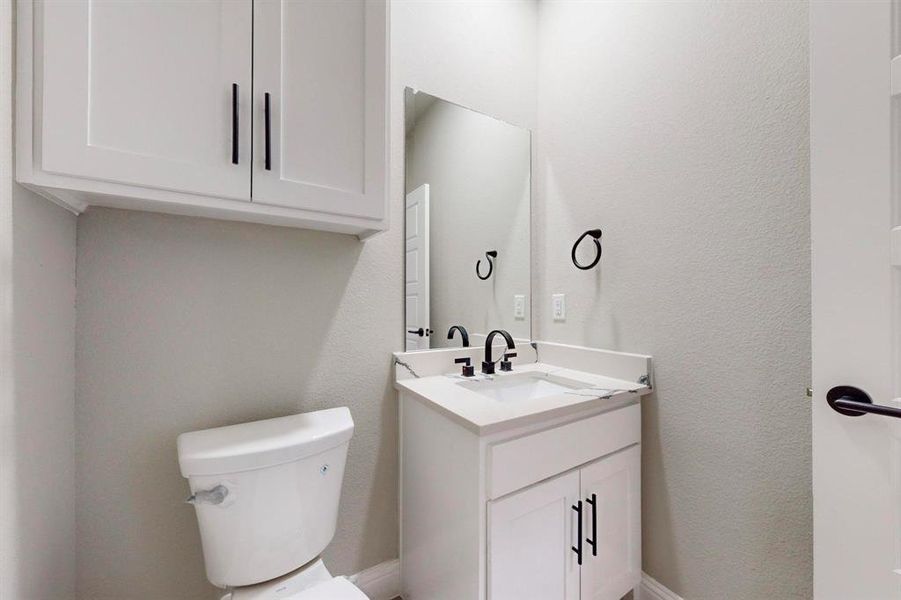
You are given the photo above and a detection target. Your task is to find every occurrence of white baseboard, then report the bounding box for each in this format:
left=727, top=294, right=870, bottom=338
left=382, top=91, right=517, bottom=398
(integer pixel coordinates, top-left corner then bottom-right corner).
left=640, top=572, right=684, bottom=600
left=349, top=559, right=400, bottom=600
left=349, top=562, right=675, bottom=600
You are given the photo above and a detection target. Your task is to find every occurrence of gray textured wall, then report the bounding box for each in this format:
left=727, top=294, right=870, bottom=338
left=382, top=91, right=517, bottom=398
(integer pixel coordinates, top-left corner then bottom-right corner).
left=73, top=2, right=538, bottom=598
left=3, top=190, right=77, bottom=600
left=535, top=2, right=811, bottom=598
left=75, top=210, right=400, bottom=599
left=1, top=1, right=78, bottom=597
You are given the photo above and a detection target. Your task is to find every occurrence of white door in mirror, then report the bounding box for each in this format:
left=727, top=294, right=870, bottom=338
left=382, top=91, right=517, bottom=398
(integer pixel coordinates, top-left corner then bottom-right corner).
left=405, top=184, right=430, bottom=351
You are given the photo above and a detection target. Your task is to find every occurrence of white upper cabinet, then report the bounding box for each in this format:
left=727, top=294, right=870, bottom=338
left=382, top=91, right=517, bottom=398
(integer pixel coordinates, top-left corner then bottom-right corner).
left=17, top=0, right=389, bottom=237
left=37, top=0, right=252, bottom=200
left=252, top=0, right=387, bottom=221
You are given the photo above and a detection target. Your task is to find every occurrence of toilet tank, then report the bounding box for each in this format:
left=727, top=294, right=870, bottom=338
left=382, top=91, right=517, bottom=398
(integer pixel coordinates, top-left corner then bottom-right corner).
left=177, top=407, right=354, bottom=588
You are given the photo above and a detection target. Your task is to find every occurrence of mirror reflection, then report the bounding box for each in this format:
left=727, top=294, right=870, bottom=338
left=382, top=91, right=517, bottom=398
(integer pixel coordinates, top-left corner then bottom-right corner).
left=404, top=90, right=531, bottom=351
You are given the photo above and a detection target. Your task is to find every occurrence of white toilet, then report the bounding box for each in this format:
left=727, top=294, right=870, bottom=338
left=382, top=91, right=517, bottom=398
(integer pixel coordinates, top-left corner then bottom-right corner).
left=177, top=407, right=368, bottom=600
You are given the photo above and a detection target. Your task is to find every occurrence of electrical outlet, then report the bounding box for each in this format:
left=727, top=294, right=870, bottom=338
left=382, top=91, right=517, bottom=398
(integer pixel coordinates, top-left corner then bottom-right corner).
left=552, top=294, right=566, bottom=321
left=514, top=295, right=525, bottom=319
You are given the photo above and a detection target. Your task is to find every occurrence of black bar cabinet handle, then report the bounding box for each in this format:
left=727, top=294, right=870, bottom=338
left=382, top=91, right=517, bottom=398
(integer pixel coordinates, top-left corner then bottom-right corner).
left=585, top=493, right=597, bottom=556
left=827, top=385, right=901, bottom=419
left=231, top=83, right=239, bottom=165
left=571, top=501, right=583, bottom=566
left=264, top=92, right=272, bottom=171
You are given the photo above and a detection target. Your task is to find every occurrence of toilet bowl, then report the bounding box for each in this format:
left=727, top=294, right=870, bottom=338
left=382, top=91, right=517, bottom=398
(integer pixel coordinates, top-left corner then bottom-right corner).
left=224, top=559, right=366, bottom=600
left=177, top=407, right=368, bottom=599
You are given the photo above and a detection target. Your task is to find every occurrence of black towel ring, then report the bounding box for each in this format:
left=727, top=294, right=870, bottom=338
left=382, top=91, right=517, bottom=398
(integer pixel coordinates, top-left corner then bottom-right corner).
left=571, top=229, right=602, bottom=270
left=476, top=250, right=497, bottom=280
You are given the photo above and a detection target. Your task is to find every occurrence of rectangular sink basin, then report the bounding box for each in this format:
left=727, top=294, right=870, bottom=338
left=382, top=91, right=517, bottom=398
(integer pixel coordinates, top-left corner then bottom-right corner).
left=457, top=371, right=598, bottom=402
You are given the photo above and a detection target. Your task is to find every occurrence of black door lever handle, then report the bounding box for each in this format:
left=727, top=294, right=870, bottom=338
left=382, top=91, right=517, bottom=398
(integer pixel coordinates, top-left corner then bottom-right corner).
left=827, top=386, right=901, bottom=419
left=407, top=328, right=424, bottom=337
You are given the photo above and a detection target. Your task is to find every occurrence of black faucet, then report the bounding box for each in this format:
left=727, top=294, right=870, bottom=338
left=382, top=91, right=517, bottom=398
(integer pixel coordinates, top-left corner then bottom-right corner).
left=482, top=329, right=515, bottom=375
left=447, top=325, right=470, bottom=347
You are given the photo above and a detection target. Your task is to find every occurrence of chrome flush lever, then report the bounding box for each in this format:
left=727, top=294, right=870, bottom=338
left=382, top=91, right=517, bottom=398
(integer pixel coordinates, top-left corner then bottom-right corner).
left=185, top=484, right=228, bottom=505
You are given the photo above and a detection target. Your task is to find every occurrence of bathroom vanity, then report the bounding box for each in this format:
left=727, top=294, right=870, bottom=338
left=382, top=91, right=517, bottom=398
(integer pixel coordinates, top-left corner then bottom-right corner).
left=395, top=342, right=652, bottom=600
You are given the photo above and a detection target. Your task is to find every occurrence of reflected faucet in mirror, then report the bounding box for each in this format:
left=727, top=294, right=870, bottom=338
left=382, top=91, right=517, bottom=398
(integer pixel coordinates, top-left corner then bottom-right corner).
left=482, top=329, right=515, bottom=375
left=447, top=325, right=470, bottom=347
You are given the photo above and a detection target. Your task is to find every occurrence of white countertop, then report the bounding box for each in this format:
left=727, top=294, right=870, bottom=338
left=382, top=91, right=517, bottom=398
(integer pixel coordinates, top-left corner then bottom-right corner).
left=394, top=362, right=652, bottom=435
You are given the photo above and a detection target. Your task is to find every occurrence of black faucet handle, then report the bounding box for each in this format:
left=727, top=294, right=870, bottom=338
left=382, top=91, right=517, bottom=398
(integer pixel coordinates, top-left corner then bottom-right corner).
left=500, top=352, right=517, bottom=372
left=455, top=357, right=475, bottom=377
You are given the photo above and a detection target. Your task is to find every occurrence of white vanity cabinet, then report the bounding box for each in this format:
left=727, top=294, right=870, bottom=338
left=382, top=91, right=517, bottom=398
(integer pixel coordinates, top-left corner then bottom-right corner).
left=489, top=470, right=581, bottom=600
left=578, top=447, right=641, bottom=600
left=489, top=446, right=640, bottom=600
left=399, top=393, right=642, bottom=600
left=16, top=0, right=388, bottom=237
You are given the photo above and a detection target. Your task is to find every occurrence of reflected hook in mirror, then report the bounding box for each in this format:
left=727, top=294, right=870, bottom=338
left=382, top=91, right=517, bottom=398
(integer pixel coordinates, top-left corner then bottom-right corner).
left=571, top=229, right=602, bottom=270
left=476, top=250, right=498, bottom=280
left=447, top=325, right=470, bottom=347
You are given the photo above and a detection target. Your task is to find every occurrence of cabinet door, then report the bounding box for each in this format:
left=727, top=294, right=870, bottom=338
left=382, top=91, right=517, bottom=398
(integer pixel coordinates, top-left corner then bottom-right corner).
left=579, top=445, right=641, bottom=600
left=252, top=0, right=388, bottom=221
left=488, top=471, right=580, bottom=600
left=37, top=0, right=252, bottom=199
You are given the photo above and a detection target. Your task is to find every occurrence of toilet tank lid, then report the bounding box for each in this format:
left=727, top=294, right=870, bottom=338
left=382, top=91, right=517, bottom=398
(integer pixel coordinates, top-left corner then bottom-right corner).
left=177, top=407, right=354, bottom=477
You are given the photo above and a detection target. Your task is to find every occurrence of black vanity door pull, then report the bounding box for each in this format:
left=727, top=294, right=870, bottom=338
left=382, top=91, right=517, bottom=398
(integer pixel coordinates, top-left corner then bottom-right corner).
left=585, top=493, right=597, bottom=556
left=231, top=84, right=239, bottom=165
left=572, top=501, right=583, bottom=566
left=264, top=92, right=272, bottom=171
left=827, top=386, right=901, bottom=419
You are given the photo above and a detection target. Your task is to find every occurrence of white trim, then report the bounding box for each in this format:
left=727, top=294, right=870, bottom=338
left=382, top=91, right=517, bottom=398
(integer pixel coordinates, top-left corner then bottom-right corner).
left=891, top=226, right=900, bottom=267
left=347, top=562, right=676, bottom=600
left=639, top=572, right=684, bottom=600
left=19, top=182, right=85, bottom=214
left=891, top=55, right=901, bottom=96
left=1, top=0, right=17, bottom=593
left=349, top=559, right=400, bottom=600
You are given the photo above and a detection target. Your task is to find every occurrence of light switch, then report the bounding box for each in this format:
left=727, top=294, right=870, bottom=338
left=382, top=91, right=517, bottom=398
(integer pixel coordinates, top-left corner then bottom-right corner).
left=514, top=295, right=525, bottom=319
left=552, top=294, right=566, bottom=321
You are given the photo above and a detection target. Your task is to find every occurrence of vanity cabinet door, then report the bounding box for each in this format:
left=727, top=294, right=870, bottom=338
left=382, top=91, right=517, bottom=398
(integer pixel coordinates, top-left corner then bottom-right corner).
left=488, top=471, right=581, bottom=600
left=579, top=445, right=641, bottom=600
left=36, top=0, right=252, bottom=200
left=252, top=0, right=388, bottom=222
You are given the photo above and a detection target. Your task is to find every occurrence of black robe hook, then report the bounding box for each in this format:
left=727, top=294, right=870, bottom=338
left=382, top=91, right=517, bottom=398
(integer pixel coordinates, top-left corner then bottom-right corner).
left=476, top=250, right=497, bottom=280
left=571, top=229, right=602, bottom=270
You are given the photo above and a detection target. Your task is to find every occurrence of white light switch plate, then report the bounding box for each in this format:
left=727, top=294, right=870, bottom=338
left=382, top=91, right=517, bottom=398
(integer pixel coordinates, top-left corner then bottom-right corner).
left=552, top=294, right=566, bottom=321
left=514, top=295, right=525, bottom=319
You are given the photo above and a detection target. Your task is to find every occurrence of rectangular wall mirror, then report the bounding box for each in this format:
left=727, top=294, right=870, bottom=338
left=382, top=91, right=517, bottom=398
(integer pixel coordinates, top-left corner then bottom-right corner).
left=404, top=89, right=531, bottom=351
